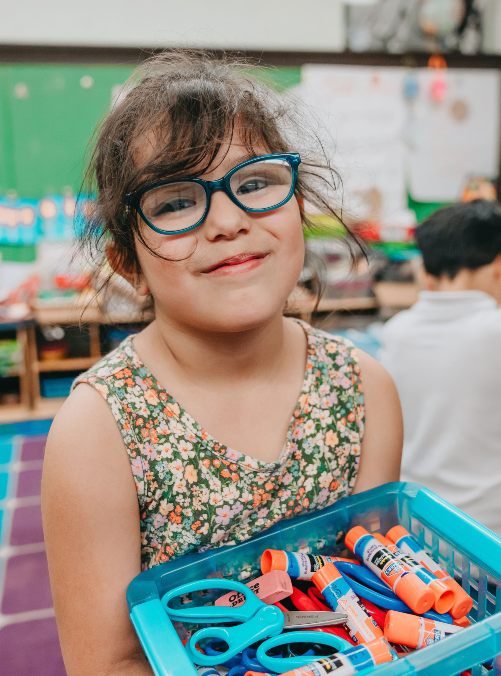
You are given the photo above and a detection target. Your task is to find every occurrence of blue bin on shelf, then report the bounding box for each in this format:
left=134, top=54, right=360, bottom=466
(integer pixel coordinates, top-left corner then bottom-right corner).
left=40, top=375, right=75, bottom=398
left=126, top=482, right=501, bottom=676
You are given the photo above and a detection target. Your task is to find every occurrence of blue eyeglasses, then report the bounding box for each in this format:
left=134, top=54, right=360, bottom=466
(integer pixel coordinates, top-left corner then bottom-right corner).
left=125, top=152, right=301, bottom=236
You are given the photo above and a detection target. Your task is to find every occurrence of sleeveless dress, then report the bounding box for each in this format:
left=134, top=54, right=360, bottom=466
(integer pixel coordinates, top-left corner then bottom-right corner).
left=73, top=320, right=364, bottom=570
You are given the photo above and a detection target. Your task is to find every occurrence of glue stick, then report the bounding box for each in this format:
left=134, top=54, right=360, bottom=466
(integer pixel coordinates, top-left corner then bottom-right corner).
left=386, top=525, right=474, bottom=619
left=345, top=526, right=435, bottom=615
left=373, top=533, right=454, bottom=615
left=261, top=549, right=342, bottom=581
left=245, top=638, right=394, bottom=676
left=384, top=610, right=463, bottom=649
left=311, top=563, right=383, bottom=644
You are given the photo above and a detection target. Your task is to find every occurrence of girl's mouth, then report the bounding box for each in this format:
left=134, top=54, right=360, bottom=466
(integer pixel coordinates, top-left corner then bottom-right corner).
left=203, top=252, right=268, bottom=275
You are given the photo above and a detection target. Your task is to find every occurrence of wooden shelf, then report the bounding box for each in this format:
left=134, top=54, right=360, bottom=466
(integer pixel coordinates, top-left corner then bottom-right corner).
left=36, top=356, right=98, bottom=373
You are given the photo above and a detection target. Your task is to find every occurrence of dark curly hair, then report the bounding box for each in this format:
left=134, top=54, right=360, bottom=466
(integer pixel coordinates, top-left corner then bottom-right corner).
left=79, top=50, right=365, bottom=304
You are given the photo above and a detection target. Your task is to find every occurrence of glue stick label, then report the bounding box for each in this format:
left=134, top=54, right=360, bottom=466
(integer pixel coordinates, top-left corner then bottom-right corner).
left=386, top=543, right=444, bottom=587
left=289, top=653, right=357, bottom=676
left=417, top=618, right=463, bottom=648
left=320, top=572, right=382, bottom=643
left=394, top=536, right=448, bottom=578
left=282, top=642, right=388, bottom=676
left=366, top=543, right=408, bottom=591
left=285, top=552, right=337, bottom=580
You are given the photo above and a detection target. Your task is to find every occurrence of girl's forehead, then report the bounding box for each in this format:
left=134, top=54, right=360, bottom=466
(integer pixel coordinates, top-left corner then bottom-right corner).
left=133, top=126, right=268, bottom=177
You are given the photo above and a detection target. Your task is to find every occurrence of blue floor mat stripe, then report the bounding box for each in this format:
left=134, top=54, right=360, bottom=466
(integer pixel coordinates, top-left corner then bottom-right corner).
left=0, top=419, right=53, bottom=438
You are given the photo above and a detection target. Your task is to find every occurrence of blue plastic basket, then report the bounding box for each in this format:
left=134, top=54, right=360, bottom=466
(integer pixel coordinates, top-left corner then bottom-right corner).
left=127, top=482, right=501, bottom=675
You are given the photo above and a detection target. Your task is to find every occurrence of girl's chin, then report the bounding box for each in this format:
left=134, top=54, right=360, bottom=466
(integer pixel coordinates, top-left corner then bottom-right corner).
left=198, top=306, right=285, bottom=334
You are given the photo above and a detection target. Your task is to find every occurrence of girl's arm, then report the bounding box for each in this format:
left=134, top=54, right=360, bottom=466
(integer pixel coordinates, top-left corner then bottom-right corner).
left=352, top=349, right=403, bottom=494
left=42, top=385, right=153, bottom=675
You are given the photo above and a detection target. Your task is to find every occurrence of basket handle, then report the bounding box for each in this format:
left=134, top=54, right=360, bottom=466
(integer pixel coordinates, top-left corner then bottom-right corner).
left=130, top=599, right=197, bottom=676
left=411, top=488, right=501, bottom=579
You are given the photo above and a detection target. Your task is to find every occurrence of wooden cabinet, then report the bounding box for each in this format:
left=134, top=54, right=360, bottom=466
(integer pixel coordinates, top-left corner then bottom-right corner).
left=0, top=282, right=418, bottom=422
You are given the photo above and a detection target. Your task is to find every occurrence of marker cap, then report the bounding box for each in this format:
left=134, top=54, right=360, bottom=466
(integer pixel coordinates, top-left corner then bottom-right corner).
left=454, top=615, right=471, bottom=628
left=384, top=610, right=420, bottom=648
left=311, top=562, right=342, bottom=592
left=386, top=525, right=409, bottom=544
left=397, top=573, right=435, bottom=614
left=260, top=549, right=288, bottom=575
left=345, top=525, right=369, bottom=552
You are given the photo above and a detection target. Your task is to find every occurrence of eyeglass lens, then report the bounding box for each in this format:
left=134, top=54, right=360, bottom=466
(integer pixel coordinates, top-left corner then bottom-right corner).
left=139, top=158, right=294, bottom=233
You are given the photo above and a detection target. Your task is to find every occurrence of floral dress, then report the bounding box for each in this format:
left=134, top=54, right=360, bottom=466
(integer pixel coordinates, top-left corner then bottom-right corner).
left=73, top=320, right=364, bottom=570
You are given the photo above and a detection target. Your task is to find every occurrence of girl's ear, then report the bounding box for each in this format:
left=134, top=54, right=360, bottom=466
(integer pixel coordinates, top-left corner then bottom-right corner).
left=106, top=244, right=150, bottom=296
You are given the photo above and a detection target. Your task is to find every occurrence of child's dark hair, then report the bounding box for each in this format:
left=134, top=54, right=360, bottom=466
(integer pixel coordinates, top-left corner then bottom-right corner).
left=416, top=199, right=501, bottom=279
left=79, top=50, right=365, bottom=300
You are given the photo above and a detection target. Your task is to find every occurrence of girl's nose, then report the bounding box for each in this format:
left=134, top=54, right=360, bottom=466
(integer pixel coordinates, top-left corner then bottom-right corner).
left=203, top=190, right=250, bottom=240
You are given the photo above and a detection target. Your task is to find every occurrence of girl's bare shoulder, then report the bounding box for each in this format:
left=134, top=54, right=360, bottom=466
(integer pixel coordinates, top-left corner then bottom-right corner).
left=43, top=383, right=131, bottom=490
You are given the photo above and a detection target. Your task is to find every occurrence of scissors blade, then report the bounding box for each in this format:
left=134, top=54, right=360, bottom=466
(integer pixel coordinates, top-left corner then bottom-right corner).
left=282, top=611, right=348, bottom=629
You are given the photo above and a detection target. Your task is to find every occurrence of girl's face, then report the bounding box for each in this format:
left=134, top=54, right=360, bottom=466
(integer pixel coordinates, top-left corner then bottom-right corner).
left=133, top=134, right=305, bottom=334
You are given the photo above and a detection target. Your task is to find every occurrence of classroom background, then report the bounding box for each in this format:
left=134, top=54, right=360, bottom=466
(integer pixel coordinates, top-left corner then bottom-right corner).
left=0, top=1, right=500, bottom=674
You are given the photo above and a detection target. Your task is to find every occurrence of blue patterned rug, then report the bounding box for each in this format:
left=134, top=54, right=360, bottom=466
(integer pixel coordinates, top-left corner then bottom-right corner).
left=0, top=419, right=65, bottom=675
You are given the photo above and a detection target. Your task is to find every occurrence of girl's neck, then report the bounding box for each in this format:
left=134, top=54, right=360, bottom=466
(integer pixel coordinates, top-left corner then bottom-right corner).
left=139, top=313, right=298, bottom=387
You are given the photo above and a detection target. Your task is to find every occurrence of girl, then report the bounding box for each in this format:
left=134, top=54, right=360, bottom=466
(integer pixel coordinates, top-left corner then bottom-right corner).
left=42, top=51, right=402, bottom=675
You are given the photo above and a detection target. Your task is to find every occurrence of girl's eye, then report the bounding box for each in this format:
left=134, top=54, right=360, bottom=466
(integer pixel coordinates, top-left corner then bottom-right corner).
left=236, top=177, right=268, bottom=195
left=153, top=198, right=196, bottom=216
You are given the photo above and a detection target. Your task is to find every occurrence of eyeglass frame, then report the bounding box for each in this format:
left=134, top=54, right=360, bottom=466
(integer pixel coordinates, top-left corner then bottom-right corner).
left=124, top=152, right=302, bottom=236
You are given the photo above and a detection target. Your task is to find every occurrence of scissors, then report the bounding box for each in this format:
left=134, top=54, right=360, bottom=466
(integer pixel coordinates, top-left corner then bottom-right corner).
left=161, top=578, right=349, bottom=667
left=282, top=585, right=355, bottom=644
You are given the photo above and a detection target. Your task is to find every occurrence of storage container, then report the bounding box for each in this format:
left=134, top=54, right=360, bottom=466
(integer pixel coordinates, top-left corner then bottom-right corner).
left=127, top=482, right=501, bottom=676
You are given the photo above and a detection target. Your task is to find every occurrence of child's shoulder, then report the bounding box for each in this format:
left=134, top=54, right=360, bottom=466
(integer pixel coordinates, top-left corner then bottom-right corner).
left=297, top=319, right=359, bottom=363
left=73, top=335, right=137, bottom=386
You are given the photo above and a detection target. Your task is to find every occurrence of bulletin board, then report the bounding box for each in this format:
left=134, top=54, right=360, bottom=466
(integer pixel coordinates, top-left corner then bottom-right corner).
left=0, top=61, right=499, bottom=248
left=293, top=64, right=500, bottom=225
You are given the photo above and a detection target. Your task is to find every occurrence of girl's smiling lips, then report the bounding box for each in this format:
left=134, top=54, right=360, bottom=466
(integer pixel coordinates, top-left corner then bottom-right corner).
left=202, top=252, right=269, bottom=275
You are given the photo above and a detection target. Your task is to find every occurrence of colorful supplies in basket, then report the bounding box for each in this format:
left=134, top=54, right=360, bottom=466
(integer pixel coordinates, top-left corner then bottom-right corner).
left=127, top=482, right=501, bottom=676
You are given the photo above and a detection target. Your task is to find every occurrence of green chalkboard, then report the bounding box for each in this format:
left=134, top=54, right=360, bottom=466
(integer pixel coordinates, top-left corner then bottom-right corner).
left=2, top=64, right=133, bottom=198
left=0, top=63, right=302, bottom=199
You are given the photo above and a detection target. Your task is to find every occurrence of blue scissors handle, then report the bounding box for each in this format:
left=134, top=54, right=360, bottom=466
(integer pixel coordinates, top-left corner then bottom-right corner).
left=186, top=604, right=284, bottom=667
left=256, top=630, right=351, bottom=672
left=161, top=578, right=266, bottom=623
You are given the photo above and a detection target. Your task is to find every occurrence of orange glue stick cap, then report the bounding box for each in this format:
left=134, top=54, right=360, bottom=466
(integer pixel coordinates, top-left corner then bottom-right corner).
left=386, top=525, right=409, bottom=543
left=397, top=573, right=434, bottom=614
left=374, top=534, right=453, bottom=614
left=311, top=562, right=341, bottom=591
left=446, top=580, right=474, bottom=619
left=366, top=637, right=396, bottom=664
left=429, top=581, right=454, bottom=614
left=261, top=549, right=288, bottom=575
left=384, top=611, right=420, bottom=648
left=345, top=525, right=368, bottom=552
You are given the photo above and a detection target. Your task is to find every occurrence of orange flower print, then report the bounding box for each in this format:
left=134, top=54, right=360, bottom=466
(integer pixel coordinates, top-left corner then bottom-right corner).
left=145, top=389, right=159, bottom=405
left=185, top=464, right=198, bottom=484
left=325, top=430, right=339, bottom=447
left=75, top=321, right=364, bottom=570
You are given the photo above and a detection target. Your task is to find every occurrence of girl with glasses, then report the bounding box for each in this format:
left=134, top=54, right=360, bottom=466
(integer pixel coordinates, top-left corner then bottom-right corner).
left=42, top=51, right=402, bottom=675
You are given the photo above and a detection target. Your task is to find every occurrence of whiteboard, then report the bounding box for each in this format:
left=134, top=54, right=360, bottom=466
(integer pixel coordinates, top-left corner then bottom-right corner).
left=407, top=69, right=500, bottom=201
left=294, top=65, right=408, bottom=224
left=294, top=65, right=500, bottom=211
